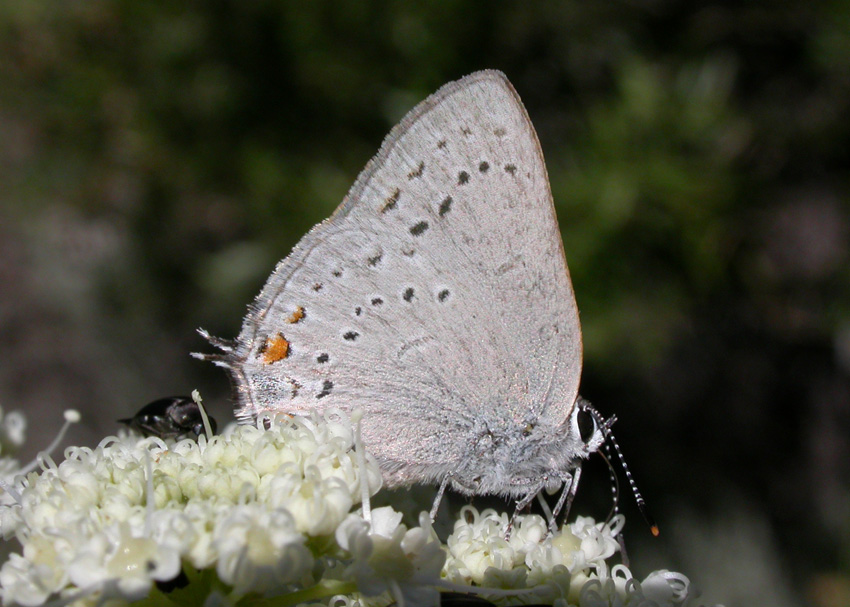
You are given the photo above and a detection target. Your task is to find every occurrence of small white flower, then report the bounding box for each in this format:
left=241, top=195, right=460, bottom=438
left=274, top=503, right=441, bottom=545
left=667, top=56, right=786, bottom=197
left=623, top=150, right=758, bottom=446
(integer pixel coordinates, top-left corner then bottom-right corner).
left=337, top=506, right=445, bottom=606
left=565, top=515, right=623, bottom=572
left=576, top=566, right=699, bottom=607
left=67, top=521, right=181, bottom=600
left=0, top=552, right=60, bottom=607
left=213, top=504, right=313, bottom=596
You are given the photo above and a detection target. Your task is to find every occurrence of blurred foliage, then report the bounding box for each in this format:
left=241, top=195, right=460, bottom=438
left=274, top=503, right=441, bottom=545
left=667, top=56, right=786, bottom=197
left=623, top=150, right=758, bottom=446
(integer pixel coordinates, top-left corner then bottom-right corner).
left=1, top=2, right=849, bottom=607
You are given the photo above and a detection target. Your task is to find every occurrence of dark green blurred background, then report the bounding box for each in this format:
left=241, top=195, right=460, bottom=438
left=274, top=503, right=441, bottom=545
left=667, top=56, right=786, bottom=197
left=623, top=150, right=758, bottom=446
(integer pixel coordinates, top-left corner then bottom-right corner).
left=1, top=2, right=848, bottom=606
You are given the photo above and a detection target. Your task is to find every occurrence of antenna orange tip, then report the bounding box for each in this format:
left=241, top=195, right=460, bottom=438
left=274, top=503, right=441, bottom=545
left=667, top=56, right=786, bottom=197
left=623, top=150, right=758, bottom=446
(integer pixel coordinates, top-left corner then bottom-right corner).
left=650, top=524, right=660, bottom=537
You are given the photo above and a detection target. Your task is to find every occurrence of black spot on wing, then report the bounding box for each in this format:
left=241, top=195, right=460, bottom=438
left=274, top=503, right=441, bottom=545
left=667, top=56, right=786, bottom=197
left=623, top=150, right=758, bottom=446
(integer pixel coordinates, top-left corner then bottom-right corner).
left=381, top=188, right=400, bottom=213
left=316, top=380, right=333, bottom=399
left=409, top=221, right=429, bottom=236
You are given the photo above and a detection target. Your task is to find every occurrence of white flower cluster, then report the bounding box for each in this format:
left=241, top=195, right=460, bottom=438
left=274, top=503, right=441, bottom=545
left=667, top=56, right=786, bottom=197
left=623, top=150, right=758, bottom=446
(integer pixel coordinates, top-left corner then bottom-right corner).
left=0, top=409, right=434, bottom=607
left=443, top=508, right=702, bottom=606
left=0, top=405, right=715, bottom=607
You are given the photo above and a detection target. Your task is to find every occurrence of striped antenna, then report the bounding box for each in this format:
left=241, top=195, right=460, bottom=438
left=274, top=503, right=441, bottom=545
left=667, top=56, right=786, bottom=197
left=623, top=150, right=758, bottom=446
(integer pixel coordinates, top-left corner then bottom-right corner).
left=598, top=444, right=621, bottom=524
left=583, top=402, right=660, bottom=537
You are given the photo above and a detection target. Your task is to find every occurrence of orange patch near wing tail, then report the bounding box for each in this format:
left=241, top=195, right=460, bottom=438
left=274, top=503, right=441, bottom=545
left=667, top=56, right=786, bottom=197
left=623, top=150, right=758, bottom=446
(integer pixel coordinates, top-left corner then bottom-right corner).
left=261, top=333, right=290, bottom=364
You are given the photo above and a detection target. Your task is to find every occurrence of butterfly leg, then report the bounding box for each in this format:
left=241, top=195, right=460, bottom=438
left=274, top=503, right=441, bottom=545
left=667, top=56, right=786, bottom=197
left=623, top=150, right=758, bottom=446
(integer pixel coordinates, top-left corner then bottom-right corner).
left=505, top=488, right=540, bottom=539
left=550, top=465, right=582, bottom=534
left=429, top=475, right=452, bottom=521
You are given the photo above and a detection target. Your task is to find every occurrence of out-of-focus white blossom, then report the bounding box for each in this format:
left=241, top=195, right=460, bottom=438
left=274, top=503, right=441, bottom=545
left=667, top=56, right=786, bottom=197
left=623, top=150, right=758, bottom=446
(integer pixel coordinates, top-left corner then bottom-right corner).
left=0, top=406, right=26, bottom=458
left=0, top=404, right=27, bottom=507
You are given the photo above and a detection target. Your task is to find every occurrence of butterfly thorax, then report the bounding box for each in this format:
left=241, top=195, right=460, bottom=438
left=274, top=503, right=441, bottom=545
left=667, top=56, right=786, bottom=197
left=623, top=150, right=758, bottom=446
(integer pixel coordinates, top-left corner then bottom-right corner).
left=448, top=412, right=590, bottom=498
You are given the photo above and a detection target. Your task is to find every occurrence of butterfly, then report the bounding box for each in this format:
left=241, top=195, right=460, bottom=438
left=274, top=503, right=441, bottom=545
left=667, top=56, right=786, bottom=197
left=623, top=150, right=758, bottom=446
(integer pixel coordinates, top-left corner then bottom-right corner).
left=198, top=70, right=634, bottom=527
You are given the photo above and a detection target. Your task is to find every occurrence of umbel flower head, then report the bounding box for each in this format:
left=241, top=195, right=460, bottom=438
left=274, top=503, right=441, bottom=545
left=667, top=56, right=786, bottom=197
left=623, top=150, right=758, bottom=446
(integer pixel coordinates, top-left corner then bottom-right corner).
left=0, top=399, right=717, bottom=607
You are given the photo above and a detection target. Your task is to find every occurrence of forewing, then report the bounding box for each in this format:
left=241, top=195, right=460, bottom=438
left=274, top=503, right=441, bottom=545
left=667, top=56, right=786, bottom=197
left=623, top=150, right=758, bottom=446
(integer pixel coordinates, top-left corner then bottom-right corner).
left=221, top=71, right=582, bottom=485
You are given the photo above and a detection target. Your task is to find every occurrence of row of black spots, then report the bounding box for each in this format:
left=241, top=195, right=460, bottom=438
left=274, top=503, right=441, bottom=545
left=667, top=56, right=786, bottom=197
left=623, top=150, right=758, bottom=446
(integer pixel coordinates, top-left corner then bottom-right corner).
left=316, top=352, right=329, bottom=364
left=458, top=162, right=490, bottom=186
left=396, top=154, right=481, bottom=236
left=355, top=285, right=449, bottom=314
left=401, top=286, right=451, bottom=304
left=334, top=289, right=446, bottom=330
left=341, top=286, right=450, bottom=324
left=447, top=126, right=503, bottom=149
left=336, top=297, right=380, bottom=316
left=456, top=160, right=515, bottom=182
left=316, top=380, right=333, bottom=399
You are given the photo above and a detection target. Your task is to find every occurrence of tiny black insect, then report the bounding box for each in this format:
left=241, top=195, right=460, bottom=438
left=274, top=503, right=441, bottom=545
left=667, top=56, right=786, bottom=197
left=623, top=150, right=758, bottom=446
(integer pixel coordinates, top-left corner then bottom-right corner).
left=119, top=396, right=217, bottom=440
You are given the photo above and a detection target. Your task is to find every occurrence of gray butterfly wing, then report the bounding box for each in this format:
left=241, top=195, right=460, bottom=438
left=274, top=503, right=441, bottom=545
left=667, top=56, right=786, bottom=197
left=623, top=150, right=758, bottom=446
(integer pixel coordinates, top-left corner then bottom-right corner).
left=215, top=70, right=581, bottom=488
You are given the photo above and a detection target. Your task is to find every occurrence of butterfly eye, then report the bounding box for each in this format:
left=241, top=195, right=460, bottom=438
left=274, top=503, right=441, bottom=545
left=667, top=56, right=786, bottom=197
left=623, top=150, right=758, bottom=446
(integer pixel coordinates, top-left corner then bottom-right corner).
left=577, top=408, right=596, bottom=443
left=522, top=423, right=534, bottom=437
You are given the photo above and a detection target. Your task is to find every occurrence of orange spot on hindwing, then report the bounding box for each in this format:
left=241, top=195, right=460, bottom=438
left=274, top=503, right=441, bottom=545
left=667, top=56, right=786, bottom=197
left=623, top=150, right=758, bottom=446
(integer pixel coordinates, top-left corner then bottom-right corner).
left=286, top=306, right=305, bottom=324
left=260, top=332, right=290, bottom=364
